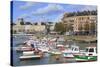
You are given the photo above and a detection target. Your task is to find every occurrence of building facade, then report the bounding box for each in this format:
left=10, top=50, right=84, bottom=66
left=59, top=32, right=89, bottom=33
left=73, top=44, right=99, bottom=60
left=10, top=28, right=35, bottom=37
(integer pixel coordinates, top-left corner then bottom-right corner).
left=12, top=18, right=55, bottom=34
left=62, top=11, right=97, bottom=35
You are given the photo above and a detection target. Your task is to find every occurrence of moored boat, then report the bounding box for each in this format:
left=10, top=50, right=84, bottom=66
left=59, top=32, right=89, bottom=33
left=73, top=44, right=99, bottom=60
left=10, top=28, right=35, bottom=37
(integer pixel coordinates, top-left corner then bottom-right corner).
left=19, top=55, right=42, bottom=60
left=48, top=49, right=62, bottom=55
left=62, top=45, right=80, bottom=58
left=16, top=46, right=34, bottom=52
left=19, top=51, right=43, bottom=60
left=74, top=46, right=97, bottom=62
left=63, top=53, right=74, bottom=58
left=38, top=47, right=50, bottom=53
left=19, top=55, right=41, bottom=60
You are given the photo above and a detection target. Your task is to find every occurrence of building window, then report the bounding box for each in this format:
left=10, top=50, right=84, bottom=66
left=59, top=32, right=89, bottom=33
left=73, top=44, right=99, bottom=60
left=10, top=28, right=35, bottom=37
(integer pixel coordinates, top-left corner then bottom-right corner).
left=69, top=20, right=74, bottom=22
left=87, top=17, right=90, bottom=20
left=82, top=17, right=84, bottom=20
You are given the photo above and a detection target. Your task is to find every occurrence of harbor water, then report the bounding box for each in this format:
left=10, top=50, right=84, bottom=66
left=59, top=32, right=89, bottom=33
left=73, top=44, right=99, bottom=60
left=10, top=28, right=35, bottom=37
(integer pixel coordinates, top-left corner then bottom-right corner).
left=11, top=35, right=97, bottom=66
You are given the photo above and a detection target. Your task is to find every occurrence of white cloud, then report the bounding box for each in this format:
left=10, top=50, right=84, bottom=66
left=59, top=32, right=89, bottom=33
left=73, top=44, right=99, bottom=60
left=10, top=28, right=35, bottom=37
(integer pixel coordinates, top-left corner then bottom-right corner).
left=20, top=2, right=37, bottom=10
left=81, top=5, right=97, bottom=11
left=18, top=13, right=30, bottom=19
left=32, top=4, right=64, bottom=15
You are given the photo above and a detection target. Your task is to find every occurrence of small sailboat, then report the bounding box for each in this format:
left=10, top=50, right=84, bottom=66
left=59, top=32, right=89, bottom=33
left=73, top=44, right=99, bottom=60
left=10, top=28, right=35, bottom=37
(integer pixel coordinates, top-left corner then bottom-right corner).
left=74, top=46, right=97, bottom=62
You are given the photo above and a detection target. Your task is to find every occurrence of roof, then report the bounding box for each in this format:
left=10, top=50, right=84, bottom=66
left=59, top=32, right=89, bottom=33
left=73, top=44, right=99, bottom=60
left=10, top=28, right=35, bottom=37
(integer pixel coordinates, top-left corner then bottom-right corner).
left=63, top=10, right=97, bottom=18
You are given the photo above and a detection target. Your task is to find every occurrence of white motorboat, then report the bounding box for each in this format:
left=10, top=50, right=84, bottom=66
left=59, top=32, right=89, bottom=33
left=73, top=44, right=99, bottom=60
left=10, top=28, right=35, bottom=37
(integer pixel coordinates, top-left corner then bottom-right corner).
left=19, top=51, right=43, bottom=60
left=62, top=45, right=80, bottom=58
left=16, top=46, right=33, bottom=52
left=19, top=55, right=42, bottom=60
left=74, top=46, right=97, bottom=62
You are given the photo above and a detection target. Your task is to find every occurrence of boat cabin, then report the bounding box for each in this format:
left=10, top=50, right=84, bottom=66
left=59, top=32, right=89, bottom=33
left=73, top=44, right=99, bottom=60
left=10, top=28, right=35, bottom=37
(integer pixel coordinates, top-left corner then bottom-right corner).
left=85, top=46, right=97, bottom=56
left=71, top=45, right=80, bottom=53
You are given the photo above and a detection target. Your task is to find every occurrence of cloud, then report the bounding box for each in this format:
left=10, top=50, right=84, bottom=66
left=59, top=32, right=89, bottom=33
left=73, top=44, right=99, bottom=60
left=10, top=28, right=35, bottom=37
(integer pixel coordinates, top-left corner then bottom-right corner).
left=32, top=4, right=64, bottom=15
left=20, top=2, right=37, bottom=10
left=18, top=13, right=30, bottom=19
left=81, top=5, right=97, bottom=11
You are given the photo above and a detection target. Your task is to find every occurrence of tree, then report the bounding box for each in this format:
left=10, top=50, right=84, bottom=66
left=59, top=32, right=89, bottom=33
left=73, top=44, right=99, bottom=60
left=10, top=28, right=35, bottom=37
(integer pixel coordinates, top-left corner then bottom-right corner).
left=54, top=22, right=67, bottom=34
left=41, top=22, right=46, bottom=25
left=11, top=23, right=16, bottom=25
left=20, top=18, right=24, bottom=25
left=65, top=23, right=73, bottom=32
left=25, top=22, right=32, bottom=25
left=62, top=10, right=97, bottom=18
left=45, top=23, right=51, bottom=35
left=48, top=22, right=53, bottom=25
left=34, top=23, right=38, bottom=25
left=13, top=30, right=17, bottom=34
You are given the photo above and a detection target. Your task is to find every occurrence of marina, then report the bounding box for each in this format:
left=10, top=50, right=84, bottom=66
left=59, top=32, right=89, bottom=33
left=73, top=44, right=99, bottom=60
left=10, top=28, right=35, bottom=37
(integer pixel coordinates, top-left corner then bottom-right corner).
left=11, top=35, right=97, bottom=66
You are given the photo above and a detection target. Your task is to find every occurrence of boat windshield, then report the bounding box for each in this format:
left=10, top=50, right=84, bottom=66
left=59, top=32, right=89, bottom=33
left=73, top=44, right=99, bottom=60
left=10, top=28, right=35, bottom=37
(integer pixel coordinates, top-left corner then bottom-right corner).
left=71, top=47, right=79, bottom=51
left=89, top=48, right=94, bottom=52
left=75, top=48, right=79, bottom=51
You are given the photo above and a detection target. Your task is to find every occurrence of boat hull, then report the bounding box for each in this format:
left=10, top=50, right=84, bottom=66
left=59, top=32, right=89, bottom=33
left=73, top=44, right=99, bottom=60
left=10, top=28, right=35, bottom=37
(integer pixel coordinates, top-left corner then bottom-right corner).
left=16, top=47, right=34, bottom=52
left=63, top=53, right=74, bottom=58
left=49, top=52, right=62, bottom=56
left=19, top=55, right=42, bottom=60
left=74, top=55, right=97, bottom=62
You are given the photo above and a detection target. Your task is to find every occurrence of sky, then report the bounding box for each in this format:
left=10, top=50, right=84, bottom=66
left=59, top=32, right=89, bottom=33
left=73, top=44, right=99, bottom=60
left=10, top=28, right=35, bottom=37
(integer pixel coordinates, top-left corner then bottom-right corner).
left=11, top=1, right=97, bottom=23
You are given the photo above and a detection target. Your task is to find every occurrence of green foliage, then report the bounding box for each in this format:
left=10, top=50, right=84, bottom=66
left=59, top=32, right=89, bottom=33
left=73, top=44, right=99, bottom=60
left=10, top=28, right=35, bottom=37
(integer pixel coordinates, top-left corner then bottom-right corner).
left=66, top=24, right=73, bottom=32
left=54, top=22, right=67, bottom=34
left=13, top=30, right=17, bottom=34
left=20, top=18, right=24, bottom=25
left=20, top=21, right=24, bottom=25
left=25, top=22, right=32, bottom=25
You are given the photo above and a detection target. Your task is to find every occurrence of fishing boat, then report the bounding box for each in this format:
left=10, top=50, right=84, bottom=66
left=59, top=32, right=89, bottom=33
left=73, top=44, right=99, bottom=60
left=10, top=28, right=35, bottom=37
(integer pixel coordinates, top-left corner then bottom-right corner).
left=62, top=45, right=80, bottom=58
left=74, top=46, right=97, bottom=62
left=19, top=51, right=43, bottom=60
